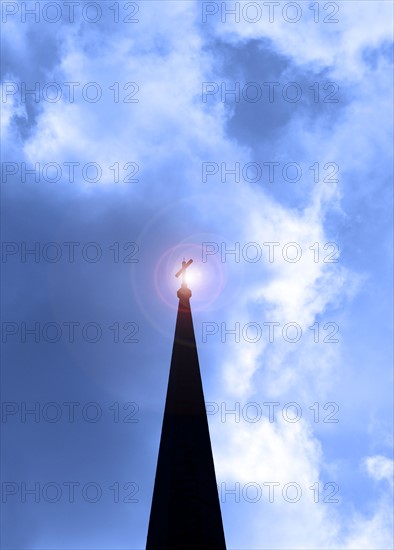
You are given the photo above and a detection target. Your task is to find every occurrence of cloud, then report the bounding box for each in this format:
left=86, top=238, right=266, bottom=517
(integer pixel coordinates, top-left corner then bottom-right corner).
left=205, top=0, right=393, bottom=77
left=2, top=1, right=392, bottom=549
left=363, top=455, right=394, bottom=486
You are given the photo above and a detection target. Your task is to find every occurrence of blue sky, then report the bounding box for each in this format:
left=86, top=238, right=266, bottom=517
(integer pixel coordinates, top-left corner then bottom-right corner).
left=1, top=1, right=393, bottom=549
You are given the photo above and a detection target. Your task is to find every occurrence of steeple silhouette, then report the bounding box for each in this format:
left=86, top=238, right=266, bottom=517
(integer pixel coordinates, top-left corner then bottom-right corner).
left=146, top=260, right=226, bottom=549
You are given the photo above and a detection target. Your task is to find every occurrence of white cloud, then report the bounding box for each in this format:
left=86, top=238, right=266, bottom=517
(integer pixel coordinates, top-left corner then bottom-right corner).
left=208, top=0, right=393, bottom=78
left=342, top=495, right=394, bottom=550
left=17, top=1, right=231, bottom=185
left=363, top=455, right=394, bottom=486
left=200, top=3, right=393, bottom=549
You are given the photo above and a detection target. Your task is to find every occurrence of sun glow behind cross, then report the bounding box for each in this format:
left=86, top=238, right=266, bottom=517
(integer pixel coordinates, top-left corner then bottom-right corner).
left=182, top=263, right=202, bottom=288
left=153, top=243, right=228, bottom=312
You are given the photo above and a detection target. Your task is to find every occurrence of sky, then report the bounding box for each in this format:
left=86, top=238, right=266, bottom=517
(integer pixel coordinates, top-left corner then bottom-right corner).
left=1, top=1, right=393, bottom=549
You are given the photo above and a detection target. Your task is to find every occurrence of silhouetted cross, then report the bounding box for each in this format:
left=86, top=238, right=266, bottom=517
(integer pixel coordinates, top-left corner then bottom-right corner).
left=175, top=258, right=193, bottom=286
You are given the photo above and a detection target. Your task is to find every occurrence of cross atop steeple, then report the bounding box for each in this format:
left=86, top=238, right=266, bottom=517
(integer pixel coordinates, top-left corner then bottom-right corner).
left=175, top=258, right=193, bottom=288
left=175, top=258, right=193, bottom=302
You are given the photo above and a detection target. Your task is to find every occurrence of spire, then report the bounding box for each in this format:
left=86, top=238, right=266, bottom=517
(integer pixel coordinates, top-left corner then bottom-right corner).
left=146, top=260, right=226, bottom=550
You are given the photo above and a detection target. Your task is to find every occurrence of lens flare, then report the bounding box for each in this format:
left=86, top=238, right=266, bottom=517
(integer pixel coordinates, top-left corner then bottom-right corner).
left=154, top=243, right=226, bottom=312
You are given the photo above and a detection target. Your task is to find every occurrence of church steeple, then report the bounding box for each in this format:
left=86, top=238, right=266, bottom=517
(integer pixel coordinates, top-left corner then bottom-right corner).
left=146, top=259, right=226, bottom=549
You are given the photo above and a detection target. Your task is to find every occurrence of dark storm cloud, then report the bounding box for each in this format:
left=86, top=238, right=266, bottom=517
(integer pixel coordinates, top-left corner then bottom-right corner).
left=206, top=39, right=349, bottom=146
left=1, top=178, right=186, bottom=548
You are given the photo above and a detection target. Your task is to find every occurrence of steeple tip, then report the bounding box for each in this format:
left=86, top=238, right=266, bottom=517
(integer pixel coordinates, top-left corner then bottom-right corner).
left=177, top=286, right=192, bottom=302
